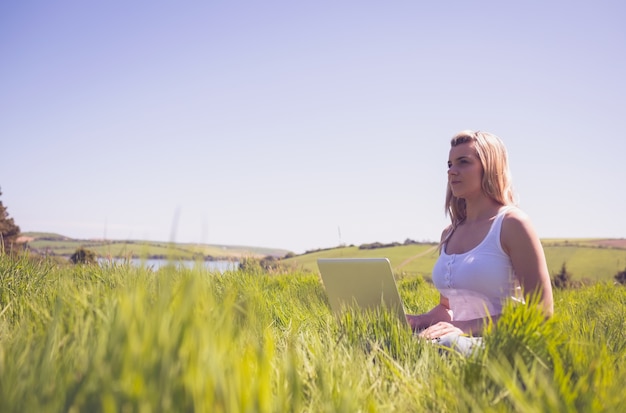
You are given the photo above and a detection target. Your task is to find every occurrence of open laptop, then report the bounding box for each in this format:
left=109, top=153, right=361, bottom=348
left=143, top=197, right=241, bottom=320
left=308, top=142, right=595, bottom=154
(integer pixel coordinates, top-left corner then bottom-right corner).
left=317, top=258, right=409, bottom=327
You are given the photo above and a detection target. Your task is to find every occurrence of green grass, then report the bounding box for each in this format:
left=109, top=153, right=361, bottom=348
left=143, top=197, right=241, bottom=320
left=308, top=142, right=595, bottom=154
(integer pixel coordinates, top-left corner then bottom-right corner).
left=543, top=245, right=626, bottom=282
left=1, top=253, right=625, bottom=412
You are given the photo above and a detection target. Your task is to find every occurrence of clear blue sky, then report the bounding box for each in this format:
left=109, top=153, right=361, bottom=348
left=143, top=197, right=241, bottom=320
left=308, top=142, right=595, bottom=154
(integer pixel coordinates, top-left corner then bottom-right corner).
left=1, top=1, right=625, bottom=253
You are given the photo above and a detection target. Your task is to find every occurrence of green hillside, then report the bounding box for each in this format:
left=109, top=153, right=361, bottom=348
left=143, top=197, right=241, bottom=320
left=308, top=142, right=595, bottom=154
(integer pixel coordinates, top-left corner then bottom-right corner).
left=283, top=243, right=440, bottom=278
left=20, top=232, right=626, bottom=282
left=21, top=232, right=290, bottom=260
left=283, top=239, right=626, bottom=283
left=543, top=244, right=626, bottom=282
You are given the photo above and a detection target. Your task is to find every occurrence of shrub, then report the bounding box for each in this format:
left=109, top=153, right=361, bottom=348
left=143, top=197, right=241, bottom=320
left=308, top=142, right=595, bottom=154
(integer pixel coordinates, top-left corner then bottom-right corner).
left=0, top=188, right=21, bottom=253
left=614, top=267, right=626, bottom=285
left=238, top=256, right=298, bottom=274
left=553, top=262, right=573, bottom=289
left=69, top=247, right=97, bottom=265
left=359, top=241, right=401, bottom=250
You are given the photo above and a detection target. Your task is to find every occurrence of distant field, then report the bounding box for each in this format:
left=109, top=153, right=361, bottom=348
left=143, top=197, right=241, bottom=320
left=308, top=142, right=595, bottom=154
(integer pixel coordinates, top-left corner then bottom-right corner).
left=283, top=244, right=441, bottom=278
left=21, top=232, right=290, bottom=260
left=542, top=238, right=626, bottom=249
left=20, top=232, right=626, bottom=282
left=284, top=239, right=626, bottom=283
left=542, top=239, right=626, bottom=282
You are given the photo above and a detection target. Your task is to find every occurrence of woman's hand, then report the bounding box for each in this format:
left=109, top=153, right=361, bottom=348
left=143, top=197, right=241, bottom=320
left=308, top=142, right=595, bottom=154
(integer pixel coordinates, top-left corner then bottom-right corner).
left=418, top=321, right=464, bottom=339
left=406, top=299, right=454, bottom=333
left=406, top=314, right=425, bottom=332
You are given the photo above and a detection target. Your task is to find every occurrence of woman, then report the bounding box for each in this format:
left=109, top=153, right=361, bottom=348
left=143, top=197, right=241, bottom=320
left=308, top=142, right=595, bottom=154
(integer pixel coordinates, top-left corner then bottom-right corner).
left=406, top=130, right=553, bottom=355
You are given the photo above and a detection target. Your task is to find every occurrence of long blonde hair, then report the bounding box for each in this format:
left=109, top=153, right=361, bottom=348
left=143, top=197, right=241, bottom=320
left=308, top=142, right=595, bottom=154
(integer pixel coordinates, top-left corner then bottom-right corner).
left=445, top=130, right=516, bottom=229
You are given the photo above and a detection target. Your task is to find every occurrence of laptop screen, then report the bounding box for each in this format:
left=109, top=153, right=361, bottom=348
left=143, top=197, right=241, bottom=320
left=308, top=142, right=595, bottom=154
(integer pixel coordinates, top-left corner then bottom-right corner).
left=317, top=257, right=408, bottom=326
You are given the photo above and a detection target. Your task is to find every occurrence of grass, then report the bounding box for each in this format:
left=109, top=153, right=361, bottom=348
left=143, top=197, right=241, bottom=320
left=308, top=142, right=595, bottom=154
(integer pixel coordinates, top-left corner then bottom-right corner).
left=542, top=245, right=626, bottom=282
left=1, top=252, right=625, bottom=412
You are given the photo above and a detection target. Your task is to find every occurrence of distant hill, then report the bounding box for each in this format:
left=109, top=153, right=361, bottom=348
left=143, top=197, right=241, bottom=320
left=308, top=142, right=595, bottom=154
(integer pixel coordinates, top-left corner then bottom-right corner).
left=282, top=238, right=626, bottom=283
left=18, top=233, right=626, bottom=282
left=20, top=232, right=291, bottom=260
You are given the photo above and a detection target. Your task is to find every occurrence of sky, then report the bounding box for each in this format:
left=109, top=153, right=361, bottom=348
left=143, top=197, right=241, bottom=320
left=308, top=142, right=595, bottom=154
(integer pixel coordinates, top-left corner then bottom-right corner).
left=1, top=1, right=625, bottom=253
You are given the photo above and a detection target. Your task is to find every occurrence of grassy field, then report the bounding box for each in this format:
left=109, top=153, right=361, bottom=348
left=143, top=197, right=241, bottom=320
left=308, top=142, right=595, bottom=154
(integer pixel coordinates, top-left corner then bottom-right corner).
left=283, top=244, right=441, bottom=278
left=0, top=253, right=625, bottom=412
left=21, top=232, right=290, bottom=260
left=283, top=241, right=626, bottom=283
left=20, top=232, right=626, bottom=283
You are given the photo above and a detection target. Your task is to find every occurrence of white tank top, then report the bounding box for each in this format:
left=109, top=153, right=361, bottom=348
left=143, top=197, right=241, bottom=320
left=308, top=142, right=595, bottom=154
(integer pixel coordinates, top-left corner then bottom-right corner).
left=432, top=206, right=523, bottom=321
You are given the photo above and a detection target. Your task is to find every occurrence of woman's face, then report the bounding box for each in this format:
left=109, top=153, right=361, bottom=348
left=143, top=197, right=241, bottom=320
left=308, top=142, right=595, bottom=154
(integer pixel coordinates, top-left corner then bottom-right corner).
left=447, top=142, right=484, bottom=199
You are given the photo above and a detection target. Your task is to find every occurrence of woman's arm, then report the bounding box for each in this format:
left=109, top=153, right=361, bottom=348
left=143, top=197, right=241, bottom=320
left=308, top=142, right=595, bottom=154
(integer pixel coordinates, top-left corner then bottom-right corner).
left=406, top=294, right=453, bottom=332
left=417, top=311, right=499, bottom=339
left=501, top=208, right=554, bottom=317
left=406, top=226, right=457, bottom=334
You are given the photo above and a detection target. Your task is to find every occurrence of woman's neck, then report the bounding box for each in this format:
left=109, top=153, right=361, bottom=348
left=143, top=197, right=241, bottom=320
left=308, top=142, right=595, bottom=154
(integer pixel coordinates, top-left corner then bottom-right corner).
left=463, top=196, right=502, bottom=224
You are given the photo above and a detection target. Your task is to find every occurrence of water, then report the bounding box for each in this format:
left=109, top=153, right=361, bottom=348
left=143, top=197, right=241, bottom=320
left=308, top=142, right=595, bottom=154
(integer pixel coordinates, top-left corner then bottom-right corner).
left=99, top=257, right=239, bottom=272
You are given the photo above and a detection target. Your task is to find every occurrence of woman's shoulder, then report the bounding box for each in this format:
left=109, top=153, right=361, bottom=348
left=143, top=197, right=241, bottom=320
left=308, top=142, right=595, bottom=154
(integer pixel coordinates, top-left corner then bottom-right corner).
left=500, top=206, right=540, bottom=248
left=501, top=205, right=531, bottom=227
left=440, top=225, right=454, bottom=243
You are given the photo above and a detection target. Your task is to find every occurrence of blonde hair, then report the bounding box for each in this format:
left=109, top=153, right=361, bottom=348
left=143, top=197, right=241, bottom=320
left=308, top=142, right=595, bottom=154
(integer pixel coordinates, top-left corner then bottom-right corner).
left=445, top=130, right=516, bottom=228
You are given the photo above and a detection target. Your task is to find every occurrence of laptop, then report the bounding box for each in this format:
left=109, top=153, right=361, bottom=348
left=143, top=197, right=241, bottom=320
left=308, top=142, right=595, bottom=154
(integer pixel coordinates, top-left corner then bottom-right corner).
left=317, top=258, right=409, bottom=327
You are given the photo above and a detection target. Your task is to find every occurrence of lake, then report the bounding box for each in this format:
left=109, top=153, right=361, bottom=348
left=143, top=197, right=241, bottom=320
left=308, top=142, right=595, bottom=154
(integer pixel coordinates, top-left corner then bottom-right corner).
left=99, top=258, right=239, bottom=272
